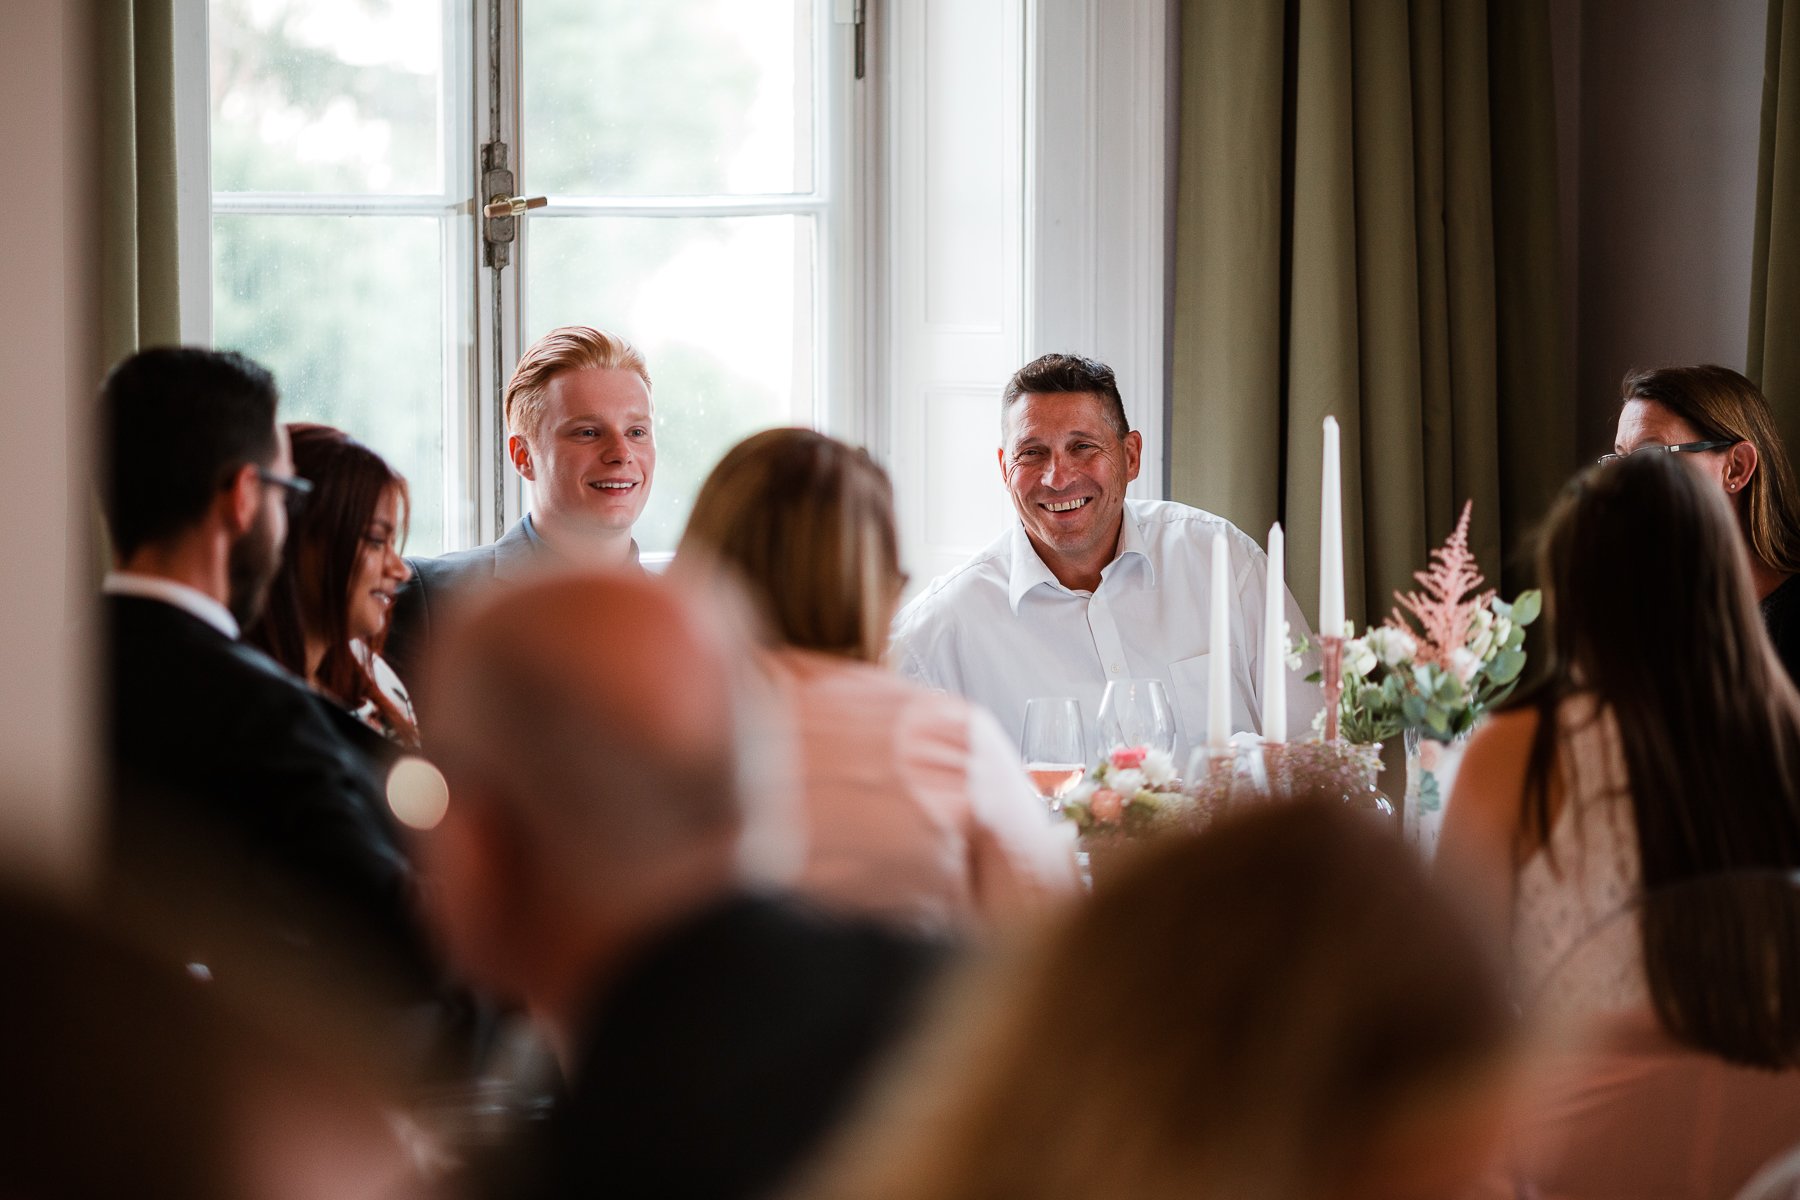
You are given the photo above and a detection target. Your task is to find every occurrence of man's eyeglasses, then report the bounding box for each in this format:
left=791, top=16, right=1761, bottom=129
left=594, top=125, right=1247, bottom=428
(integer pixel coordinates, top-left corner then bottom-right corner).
left=255, top=466, right=314, bottom=515
left=1596, top=439, right=1738, bottom=466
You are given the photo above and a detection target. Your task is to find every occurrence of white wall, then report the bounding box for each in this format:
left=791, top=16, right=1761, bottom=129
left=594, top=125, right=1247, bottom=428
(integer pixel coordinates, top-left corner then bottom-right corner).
left=0, top=0, right=99, bottom=889
left=1568, top=0, right=1767, bottom=451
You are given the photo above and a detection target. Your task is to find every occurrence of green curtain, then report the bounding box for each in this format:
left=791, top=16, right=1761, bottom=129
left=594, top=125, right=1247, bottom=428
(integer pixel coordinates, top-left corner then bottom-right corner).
left=1170, top=0, right=1572, bottom=627
left=98, top=0, right=181, bottom=369
left=1752, top=0, right=1800, bottom=448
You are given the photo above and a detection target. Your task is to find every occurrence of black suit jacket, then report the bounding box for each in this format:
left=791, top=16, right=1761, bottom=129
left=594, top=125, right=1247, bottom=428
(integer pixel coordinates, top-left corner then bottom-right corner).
left=480, top=893, right=947, bottom=1200
left=104, top=594, right=435, bottom=993
left=383, top=518, right=546, bottom=692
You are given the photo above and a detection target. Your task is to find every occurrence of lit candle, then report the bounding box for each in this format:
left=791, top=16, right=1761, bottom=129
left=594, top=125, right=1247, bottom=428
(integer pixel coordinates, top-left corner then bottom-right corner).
left=1262, top=523, right=1287, bottom=743
left=1320, top=416, right=1345, bottom=639
left=1209, top=529, right=1232, bottom=749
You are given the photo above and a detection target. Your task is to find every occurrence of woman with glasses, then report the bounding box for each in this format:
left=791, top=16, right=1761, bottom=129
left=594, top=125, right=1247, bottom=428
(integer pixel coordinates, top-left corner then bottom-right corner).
left=676, top=428, right=1076, bottom=933
left=247, top=423, right=419, bottom=750
left=1607, top=365, right=1800, bottom=680
left=1440, top=451, right=1800, bottom=1198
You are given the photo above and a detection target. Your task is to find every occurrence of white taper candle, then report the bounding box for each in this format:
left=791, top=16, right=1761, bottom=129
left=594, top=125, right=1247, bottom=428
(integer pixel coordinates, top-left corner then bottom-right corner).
left=1320, top=416, right=1345, bottom=639
left=1262, top=523, right=1287, bottom=743
left=1208, top=529, right=1232, bottom=749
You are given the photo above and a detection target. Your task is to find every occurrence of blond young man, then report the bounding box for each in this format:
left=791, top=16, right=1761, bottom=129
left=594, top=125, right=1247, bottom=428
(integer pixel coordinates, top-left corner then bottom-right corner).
left=385, top=326, right=655, bottom=684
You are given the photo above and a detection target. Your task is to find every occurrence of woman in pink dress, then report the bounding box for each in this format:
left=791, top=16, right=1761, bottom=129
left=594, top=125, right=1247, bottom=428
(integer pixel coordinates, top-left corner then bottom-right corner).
left=676, top=428, right=1077, bottom=932
left=1441, top=450, right=1800, bottom=1199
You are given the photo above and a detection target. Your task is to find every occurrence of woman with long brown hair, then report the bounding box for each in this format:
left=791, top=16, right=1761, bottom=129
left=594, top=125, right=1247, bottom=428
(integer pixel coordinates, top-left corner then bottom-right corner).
left=802, top=800, right=1517, bottom=1200
left=1610, top=365, right=1800, bottom=678
left=248, top=423, right=418, bottom=748
left=1441, top=450, right=1800, bottom=1197
left=675, top=428, right=1075, bottom=932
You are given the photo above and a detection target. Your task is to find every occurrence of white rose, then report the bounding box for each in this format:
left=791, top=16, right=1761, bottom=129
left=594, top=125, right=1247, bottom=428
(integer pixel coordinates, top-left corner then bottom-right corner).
left=1493, top=615, right=1513, bottom=650
left=1343, top=638, right=1377, bottom=679
left=1107, top=768, right=1146, bottom=797
left=1450, top=647, right=1480, bottom=684
left=1140, top=749, right=1177, bottom=787
left=1366, top=626, right=1417, bottom=668
left=1468, top=628, right=1495, bottom=662
left=1064, top=779, right=1098, bottom=806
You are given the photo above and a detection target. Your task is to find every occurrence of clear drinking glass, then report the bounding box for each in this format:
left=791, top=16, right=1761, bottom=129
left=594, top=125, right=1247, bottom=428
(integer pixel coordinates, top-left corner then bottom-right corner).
left=1020, top=697, right=1088, bottom=807
left=1097, top=678, right=1178, bottom=758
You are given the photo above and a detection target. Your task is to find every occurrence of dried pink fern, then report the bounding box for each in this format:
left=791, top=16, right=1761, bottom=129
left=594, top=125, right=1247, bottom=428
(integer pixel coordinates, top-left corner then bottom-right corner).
left=1387, top=501, right=1495, bottom=669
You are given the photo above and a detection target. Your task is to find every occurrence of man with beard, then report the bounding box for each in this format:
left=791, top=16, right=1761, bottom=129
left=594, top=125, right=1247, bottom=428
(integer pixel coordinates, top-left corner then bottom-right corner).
left=100, top=348, right=437, bottom=1009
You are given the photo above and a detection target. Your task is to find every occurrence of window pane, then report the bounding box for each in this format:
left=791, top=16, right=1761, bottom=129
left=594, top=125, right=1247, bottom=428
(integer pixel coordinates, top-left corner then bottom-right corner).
left=213, top=214, right=451, bottom=557
left=525, top=215, right=816, bottom=553
left=210, top=0, right=446, bottom=194
left=522, top=0, right=814, bottom=197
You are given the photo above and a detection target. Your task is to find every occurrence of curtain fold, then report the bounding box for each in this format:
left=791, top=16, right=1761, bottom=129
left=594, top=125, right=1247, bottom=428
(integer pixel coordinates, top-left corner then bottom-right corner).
left=99, top=0, right=182, bottom=369
left=1752, top=0, right=1800, bottom=449
left=1171, top=0, right=1572, bottom=627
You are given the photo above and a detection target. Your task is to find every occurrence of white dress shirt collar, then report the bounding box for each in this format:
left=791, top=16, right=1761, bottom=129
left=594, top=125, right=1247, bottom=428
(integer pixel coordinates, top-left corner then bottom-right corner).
left=1005, top=508, right=1158, bottom=613
left=102, top=572, right=240, bottom=639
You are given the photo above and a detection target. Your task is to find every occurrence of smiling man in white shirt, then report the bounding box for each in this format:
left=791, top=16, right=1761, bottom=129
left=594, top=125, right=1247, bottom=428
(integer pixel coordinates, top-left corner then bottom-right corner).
left=890, top=353, right=1322, bottom=760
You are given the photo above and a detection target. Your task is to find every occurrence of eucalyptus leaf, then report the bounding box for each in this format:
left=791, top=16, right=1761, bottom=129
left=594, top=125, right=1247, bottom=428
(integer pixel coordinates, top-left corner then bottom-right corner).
left=1511, top=590, right=1542, bottom=626
left=1488, top=648, right=1525, bottom=684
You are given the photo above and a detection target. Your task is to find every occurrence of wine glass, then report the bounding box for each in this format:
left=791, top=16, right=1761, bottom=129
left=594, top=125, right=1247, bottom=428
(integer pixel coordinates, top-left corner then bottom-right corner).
left=1097, top=678, right=1177, bottom=758
left=1020, top=697, right=1089, bottom=807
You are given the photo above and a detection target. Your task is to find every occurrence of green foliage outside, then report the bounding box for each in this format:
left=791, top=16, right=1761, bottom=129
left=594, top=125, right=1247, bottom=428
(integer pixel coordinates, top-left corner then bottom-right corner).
left=210, top=0, right=812, bottom=558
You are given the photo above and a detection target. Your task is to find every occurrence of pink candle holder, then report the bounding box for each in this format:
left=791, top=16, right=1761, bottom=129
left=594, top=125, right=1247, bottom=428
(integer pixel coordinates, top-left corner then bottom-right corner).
left=1319, top=634, right=1344, bottom=743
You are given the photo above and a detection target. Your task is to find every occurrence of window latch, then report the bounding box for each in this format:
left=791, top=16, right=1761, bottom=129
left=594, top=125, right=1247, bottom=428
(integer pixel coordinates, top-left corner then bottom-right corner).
left=483, top=195, right=548, bottom=218
left=833, top=0, right=867, bottom=80
left=481, top=141, right=532, bottom=268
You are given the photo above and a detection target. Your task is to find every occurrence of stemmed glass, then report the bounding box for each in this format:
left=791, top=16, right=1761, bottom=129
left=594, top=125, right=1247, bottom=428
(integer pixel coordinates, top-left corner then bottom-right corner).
left=1020, top=697, right=1089, bottom=809
left=1096, top=678, right=1178, bottom=758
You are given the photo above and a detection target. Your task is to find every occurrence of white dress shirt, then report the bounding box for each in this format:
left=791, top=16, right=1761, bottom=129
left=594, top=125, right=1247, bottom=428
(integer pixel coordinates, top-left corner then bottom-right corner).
left=890, top=498, right=1323, bottom=762
left=102, top=572, right=240, bottom=639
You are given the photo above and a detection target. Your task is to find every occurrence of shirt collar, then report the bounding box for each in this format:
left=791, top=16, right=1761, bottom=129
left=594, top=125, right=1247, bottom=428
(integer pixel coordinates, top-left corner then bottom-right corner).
left=1004, top=503, right=1156, bottom=613
left=521, top=512, right=642, bottom=567
left=102, top=572, right=240, bottom=639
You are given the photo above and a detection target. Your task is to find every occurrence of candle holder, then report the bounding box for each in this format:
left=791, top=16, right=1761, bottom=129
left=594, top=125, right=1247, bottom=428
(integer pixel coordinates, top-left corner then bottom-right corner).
left=1319, top=634, right=1345, bottom=743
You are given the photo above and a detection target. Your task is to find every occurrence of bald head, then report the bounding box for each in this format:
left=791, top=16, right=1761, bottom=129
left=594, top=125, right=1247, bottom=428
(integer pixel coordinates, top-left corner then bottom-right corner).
left=426, top=571, right=745, bottom=884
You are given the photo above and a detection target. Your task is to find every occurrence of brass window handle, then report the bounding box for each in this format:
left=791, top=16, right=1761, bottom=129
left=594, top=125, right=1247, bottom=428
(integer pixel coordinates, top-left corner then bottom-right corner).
left=482, top=194, right=548, bottom=218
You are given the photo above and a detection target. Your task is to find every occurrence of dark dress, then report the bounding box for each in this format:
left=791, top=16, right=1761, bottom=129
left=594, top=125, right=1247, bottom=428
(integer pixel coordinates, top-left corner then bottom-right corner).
left=474, top=893, right=948, bottom=1200
left=1762, top=574, right=1800, bottom=686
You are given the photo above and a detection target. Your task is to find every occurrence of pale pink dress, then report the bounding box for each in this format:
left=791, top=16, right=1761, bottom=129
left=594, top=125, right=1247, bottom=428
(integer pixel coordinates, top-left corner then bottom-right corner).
left=764, top=647, right=1078, bottom=932
left=1476, top=695, right=1800, bottom=1199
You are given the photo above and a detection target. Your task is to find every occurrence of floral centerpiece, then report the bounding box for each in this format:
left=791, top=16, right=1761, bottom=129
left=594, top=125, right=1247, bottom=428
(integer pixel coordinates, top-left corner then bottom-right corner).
left=1301, top=501, right=1541, bottom=744
left=1060, top=745, right=1195, bottom=838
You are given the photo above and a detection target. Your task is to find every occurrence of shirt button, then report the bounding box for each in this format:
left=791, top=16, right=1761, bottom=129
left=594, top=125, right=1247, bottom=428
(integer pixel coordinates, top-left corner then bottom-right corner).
left=1109, top=663, right=1121, bottom=674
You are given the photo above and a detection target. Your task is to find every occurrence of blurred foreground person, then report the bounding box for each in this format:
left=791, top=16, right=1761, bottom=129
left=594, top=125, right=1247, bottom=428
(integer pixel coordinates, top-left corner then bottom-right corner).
left=1442, top=451, right=1800, bottom=1198
left=799, top=800, right=1516, bottom=1200
left=1609, top=365, right=1800, bottom=679
left=420, top=571, right=945, bottom=1200
left=248, top=423, right=420, bottom=750
left=677, top=428, right=1076, bottom=933
left=0, top=881, right=425, bottom=1200
left=99, top=348, right=438, bottom=1010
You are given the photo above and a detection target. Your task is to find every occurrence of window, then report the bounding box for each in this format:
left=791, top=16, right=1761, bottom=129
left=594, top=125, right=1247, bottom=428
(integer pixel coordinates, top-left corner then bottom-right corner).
left=206, top=0, right=854, bottom=557
left=190, top=0, right=1170, bottom=575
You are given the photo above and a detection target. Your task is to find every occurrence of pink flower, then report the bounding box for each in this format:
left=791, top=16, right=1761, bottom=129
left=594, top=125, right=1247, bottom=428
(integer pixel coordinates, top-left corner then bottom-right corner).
left=1109, top=745, right=1149, bottom=770
left=1090, top=788, right=1124, bottom=824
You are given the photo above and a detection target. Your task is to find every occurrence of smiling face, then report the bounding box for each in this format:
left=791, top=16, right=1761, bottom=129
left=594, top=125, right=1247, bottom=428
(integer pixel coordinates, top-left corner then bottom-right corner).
left=346, top=483, right=410, bottom=645
left=511, top=366, right=656, bottom=540
left=1000, top=391, right=1142, bottom=584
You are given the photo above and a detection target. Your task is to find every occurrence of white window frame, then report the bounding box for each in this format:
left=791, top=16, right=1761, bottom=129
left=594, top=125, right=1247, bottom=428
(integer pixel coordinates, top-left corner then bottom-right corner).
left=171, top=0, right=1169, bottom=568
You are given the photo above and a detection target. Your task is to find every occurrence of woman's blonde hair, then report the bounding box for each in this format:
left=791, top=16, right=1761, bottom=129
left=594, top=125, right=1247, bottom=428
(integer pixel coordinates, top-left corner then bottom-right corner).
left=803, top=801, right=1514, bottom=1200
left=1622, top=365, right=1800, bottom=574
left=504, top=326, right=652, bottom=442
left=676, top=428, right=902, bottom=664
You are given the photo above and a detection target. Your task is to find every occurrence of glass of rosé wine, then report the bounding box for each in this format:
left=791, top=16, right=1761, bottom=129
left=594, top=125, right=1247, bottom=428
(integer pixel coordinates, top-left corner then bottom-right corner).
left=1021, top=697, right=1089, bottom=810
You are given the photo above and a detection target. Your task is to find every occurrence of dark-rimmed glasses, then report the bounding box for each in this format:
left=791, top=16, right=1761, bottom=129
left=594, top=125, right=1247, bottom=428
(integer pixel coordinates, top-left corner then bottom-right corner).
left=255, top=466, right=314, bottom=515
left=1597, top=439, right=1738, bottom=467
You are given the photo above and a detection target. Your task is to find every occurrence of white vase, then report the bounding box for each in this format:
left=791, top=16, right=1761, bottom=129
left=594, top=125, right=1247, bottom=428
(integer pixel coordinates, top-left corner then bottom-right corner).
left=1403, top=728, right=1471, bottom=860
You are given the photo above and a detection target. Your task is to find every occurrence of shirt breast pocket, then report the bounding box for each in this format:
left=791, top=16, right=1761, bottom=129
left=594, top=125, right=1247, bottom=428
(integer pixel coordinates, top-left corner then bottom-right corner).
left=1168, top=653, right=1258, bottom=741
